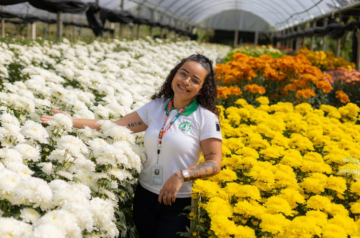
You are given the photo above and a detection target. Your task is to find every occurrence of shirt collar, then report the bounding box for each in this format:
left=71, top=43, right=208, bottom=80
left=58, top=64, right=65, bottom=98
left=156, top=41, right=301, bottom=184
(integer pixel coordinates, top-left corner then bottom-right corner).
left=163, top=96, right=199, bottom=116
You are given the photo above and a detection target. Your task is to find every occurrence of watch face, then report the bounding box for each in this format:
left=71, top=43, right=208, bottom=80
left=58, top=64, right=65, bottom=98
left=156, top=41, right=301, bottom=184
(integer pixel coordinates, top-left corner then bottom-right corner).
left=182, top=170, right=190, bottom=177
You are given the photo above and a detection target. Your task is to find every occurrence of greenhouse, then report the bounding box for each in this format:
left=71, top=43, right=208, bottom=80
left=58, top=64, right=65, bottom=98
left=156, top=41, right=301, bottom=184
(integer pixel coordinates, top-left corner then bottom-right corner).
left=1, top=0, right=360, bottom=238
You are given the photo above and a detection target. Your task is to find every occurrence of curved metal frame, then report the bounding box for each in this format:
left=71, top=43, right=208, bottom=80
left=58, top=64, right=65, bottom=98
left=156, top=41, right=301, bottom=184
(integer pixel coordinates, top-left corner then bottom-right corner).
left=127, top=0, right=344, bottom=31
left=187, top=1, right=285, bottom=24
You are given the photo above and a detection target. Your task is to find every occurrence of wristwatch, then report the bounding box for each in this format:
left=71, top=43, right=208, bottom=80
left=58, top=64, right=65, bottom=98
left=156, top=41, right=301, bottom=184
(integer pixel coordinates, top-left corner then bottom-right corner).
left=181, top=170, right=190, bottom=181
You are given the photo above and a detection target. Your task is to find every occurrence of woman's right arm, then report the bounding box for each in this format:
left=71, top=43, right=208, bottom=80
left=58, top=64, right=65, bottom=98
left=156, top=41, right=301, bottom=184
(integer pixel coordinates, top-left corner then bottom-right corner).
left=40, top=109, right=148, bottom=133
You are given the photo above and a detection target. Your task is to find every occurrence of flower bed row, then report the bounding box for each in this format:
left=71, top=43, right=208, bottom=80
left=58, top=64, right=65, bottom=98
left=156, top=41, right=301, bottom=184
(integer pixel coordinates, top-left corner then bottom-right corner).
left=189, top=98, right=360, bottom=238
left=0, top=37, right=231, bottom=238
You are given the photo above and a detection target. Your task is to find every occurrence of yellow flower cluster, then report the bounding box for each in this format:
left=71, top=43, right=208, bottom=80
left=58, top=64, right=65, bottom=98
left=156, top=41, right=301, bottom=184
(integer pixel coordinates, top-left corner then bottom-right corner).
left=296, top=46, right=355, bottom=71
left=192, top=98, right=360, bottom=238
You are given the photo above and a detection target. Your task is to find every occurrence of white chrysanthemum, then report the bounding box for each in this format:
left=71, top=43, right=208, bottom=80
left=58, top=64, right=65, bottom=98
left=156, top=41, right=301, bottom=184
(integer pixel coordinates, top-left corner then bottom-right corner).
left=73, top=158, right=96, bottom=172
left=91, top=105, right=110, bottom=119
left=77, top=126, right=102, bottom=142
left=48, top=149, right=74, bottom=163
left=0, top=121, right=25, bottom=141
left=20, top=208, right=41, bottom=223
left=0, top=167, right=20, bottom=193
left=17, top=177, right=53, bottom=208
left=56, top=135, right=88, bottom=157
left=57, top=170, right=74, bottom=180
left=6, top=162, right=34, bottom=177
left=87, top=138, right=108, bottom=152
left=90, top=197, right=117, bottom=233
left=108, top=167, right=133, bottom=181
left=97, top=120, right=135, bottom=143
left=49, top=180, right=90, bottom=206
left=0, top=65, right=9, bottom=78
left=38, top=162, right=54, bottom=175
left=62, top=202, right=94, bottom=232
left=14, top=144, right=40, bottom=162
left=113, top=141, right=139, bottom=170
left=68, top=182, right=92, bottom=200
left=0, top=148, right=23, bottom=165
left=20, top=120, right=49, bottom=144
left=0, top=112, right=20, bottom=126
left=73, top=168, right=97, bottom=189
left=48, top=113, right=73, bottom=132
left=0, top=217, right=32, bottom=238
left=32, top=223, right=66, bottom=238
left=72, top=109, right=95, bottom=119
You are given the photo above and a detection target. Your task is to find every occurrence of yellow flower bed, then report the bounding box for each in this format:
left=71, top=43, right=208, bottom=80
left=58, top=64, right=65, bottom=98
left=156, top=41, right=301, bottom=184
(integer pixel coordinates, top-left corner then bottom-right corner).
left=191, top=97, right=360, bottom=238
left=296, top=46, right=355, bottom=71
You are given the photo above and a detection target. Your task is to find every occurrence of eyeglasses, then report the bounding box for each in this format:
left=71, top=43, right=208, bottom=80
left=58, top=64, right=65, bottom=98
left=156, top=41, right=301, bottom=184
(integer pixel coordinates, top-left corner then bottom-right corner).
left=176, top=70, right=202, bottom=86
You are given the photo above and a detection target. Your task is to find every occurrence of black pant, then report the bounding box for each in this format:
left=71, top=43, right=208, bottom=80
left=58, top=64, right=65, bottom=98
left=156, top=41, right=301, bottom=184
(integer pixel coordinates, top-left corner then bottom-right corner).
left=133, top=183, right=191, bottom=238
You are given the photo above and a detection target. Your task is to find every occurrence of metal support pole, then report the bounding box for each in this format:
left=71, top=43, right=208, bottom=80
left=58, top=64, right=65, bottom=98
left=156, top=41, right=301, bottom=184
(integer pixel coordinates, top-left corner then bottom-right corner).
left=321, top=18, right=328, bottom=52
left=159, top=13, right=164, bottom=39
left=290, top=27, right=294, bottom=49
left=136, top=5, right=141, bottom=38
left=254, top=31, right=258, bottom=45
left=149, top=9, right=154, bottom=37
left=286, top=29, right=289, bottom=49
left=110, top=22, right=115, bottom=38
left=56, top=11, right=63, bottom=41
left=276, top=31, right=281, bottom=47
left=119, top=0, right=124, bottom=37
left=31, top=22, right=36, bottom=39
left=45, top=12, right=50, bottom=39
left=310, top=21, right=316, bottom=50
left=26, top=4, right=31, bottom=38
left=234, top=29, right=239, bottom=47
left=336, top=38, right=341, bottom=57
left=357, top=26, right=360, bottom=70
left=71, top=14, right=75, bottom=40
left=1, top=6, right=5, bottom=38
left=302, top=24, right=306, bottom=47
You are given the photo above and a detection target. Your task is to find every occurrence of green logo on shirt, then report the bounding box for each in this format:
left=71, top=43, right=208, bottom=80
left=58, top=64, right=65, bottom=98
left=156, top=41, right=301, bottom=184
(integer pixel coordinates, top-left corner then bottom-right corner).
left=179, top=121, right=191, bottom=132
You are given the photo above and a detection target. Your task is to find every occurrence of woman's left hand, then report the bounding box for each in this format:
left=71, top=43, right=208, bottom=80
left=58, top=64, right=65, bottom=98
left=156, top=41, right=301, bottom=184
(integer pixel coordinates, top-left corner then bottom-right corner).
left=158, top=171, right=184, bottom=206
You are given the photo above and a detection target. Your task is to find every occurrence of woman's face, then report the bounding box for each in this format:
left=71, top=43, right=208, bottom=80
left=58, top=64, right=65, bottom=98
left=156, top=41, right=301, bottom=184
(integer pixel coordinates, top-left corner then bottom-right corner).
left=171, top=61, right=208, bottom=101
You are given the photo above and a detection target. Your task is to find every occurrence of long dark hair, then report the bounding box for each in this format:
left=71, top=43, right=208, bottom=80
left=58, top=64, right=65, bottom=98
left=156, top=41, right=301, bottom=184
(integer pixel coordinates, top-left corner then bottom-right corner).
left=151, top=54, right=220, bottom=117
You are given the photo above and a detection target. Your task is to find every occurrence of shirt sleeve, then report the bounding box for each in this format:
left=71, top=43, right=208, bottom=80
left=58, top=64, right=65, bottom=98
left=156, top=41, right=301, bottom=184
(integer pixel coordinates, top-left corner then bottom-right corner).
left=199, top=111, right=223, bottom=142
left=136, top=100, right=155, bottom=126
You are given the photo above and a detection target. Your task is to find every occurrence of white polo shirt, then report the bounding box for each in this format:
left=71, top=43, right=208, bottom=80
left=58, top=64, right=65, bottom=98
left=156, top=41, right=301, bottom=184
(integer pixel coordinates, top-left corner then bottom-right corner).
left=136, top=97, right=222, bottom=197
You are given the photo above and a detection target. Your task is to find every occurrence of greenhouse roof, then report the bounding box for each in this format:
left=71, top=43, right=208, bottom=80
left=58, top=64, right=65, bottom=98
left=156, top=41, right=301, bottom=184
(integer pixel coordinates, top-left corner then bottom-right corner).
left=1, top=0, right=360, bottom=32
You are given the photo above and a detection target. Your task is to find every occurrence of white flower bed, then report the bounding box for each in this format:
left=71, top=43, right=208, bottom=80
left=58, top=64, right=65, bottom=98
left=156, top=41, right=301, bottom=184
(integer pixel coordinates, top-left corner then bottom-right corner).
left=0, top=37, right=231, bottom=238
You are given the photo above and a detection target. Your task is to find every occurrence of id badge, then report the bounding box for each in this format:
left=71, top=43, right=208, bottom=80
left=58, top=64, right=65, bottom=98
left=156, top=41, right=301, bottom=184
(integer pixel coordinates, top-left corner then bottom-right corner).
left=151, top=165, right=163, bottom=184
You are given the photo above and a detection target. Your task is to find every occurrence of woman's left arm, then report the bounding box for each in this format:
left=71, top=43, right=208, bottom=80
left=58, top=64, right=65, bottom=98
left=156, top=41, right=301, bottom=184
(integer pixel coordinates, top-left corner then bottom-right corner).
left=158, top=138, right=222, bottom=205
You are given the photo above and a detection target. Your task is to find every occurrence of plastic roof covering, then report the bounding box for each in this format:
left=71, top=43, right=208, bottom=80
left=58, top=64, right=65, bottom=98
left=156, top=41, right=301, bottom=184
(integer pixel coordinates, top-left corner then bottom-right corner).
left=129, top=0, right=360, bottom=31
left=2, top=0, right=360, bottom=31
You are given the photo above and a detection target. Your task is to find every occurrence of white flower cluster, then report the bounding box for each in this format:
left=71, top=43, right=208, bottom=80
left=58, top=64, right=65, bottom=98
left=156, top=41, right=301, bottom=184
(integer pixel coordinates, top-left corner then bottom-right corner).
left=0, top=38, right=229, bottom=237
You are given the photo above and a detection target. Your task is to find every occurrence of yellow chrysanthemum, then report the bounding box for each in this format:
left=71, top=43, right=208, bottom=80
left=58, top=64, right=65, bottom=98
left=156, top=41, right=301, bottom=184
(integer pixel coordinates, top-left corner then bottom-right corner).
left=192, top=180, right=221, bottom=198
left=233, top=200, right=266, bottom=219
left=307, top=195, right=332, bottom=211
left=234, top=225, right=256, bottom=238
left=328, top=215, right=358, bottom=236
left=210, top=215, right=238, bottom=237
left=279, top=188, right=306, bottom=209
left=306, top=210, right=328, bottom=227
left=322, top=224, right=347, bottom=238
left=206, top=197, right=233, bottom=218
left=264, top=196, right=294, bottom=216
left=283, top=216, right=322, bottom=238
left=351, top=202, right=360, bottom=214
left=326, top=175, right=347, bottom=194
left=256, top=96, right=269, bottom=105
left=259, top=213, right=291, bottom=234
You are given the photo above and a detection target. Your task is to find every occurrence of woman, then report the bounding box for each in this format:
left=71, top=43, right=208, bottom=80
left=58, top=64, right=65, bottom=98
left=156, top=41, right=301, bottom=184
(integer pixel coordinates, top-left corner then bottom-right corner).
left=41, top=54, right=223, bottom=238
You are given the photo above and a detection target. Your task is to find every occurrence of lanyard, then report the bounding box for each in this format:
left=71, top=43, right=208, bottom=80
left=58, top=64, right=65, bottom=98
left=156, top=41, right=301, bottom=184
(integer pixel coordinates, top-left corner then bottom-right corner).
left=156, top=99, right=187, bottom=164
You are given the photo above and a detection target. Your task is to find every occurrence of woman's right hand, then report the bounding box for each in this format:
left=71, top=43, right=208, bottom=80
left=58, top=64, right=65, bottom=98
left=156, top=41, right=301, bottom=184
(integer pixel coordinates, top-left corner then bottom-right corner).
left=40, top=109, right=72, bottom=125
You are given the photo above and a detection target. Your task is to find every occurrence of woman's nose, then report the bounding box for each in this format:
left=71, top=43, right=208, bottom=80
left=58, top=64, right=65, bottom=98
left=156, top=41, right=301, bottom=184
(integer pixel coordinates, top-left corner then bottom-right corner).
left=182, top=76, right=191, bottom=85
